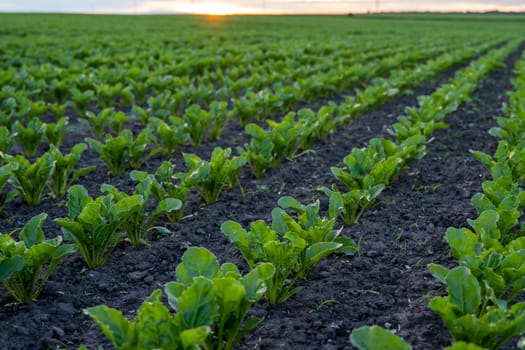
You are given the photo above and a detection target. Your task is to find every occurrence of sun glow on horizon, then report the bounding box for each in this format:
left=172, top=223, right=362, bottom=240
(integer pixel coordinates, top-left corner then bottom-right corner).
left=188, top=1, right=240, bottom=15
left=129, top=1, right=270, bottom=15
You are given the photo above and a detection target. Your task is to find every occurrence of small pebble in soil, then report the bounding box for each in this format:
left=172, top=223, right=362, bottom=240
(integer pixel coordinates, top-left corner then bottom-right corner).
left=57, top=302, right=76, bottom=315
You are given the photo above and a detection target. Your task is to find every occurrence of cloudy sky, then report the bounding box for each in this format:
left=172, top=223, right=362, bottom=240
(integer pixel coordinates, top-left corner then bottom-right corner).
left=1, top=0, right=524, bottom=14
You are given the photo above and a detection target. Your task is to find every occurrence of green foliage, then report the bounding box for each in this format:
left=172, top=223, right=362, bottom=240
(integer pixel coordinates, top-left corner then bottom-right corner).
left=149, top=116, right=189, bottom=154
left=165, top=247, right=274, bottom=350
left=471, top=141, right=525, bottom=184
left=101, top=176, right=181, bottom=245
left=70, top=87, right=94, bottom=115
left=331, top=137, right=425, bottom=191
left=48, top=79, right=70, bottom=104
left=273, top=196, right=357, bottom=256
left=6, top=153, right=55, bottom=205
left=0, top=213, right=75, bottom=303
left=86, top=128, right=159, bottom=175
left=428, top=266, right=525, bottom=349
left=489, top=112, right=525, bottom=146
left=182, top=147, right=246, bottom=204
left=86, top=247, right=273, bottom=350
left=222, top=200, right=342, bottom=304
left=319, top=183, right=384, bottom=226
left=44, top=143, right=95, bottom=197
left=13, top=118, right=46, bottom=157
left=80, top=108, right=116, bottom=140
left=49, top=103, right=68, bottom=119
left=183, top=104, right=208, bottom=146
left=55, top=185, right=138, bottom=268
left=45, top=117, right=73, bottom=147
left=265, top=112, right=305, bottom=161
left=181, top=102, right=232, bottom=145
left=388, top=95, right=456, bottom=142
left=296, top=106, right=337, bottom=146
left=95, top=82, right=123, bottom=108
left=350, top=325, right=412, bottom=350
left=85, top=289, right=211, bottom=350
left=238, top=124, right=275, bottom=178
left=324, top=136, right=427, bottom=226
left=0, top=162, right=19, bottom=211
left=208, top=101, right=233, bottom=141
left=0, top=126, right=16, bottom=153
left=131, top=161, right=191, bottom=222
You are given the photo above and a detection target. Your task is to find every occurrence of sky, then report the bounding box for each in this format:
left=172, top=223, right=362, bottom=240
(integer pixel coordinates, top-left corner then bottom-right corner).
left=1, top=0, right=525, bottom=15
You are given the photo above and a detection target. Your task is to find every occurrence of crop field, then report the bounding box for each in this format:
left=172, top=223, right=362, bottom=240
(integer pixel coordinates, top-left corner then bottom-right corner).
left=1, top=13, right=525, bottom=349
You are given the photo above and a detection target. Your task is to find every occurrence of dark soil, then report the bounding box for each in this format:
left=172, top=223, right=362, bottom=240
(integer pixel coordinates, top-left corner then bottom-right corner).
left=0, top=45, right=521, bottom=350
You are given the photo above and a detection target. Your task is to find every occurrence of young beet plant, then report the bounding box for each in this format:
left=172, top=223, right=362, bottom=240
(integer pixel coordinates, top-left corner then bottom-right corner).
left=84, top=289, right=212, bottom=350
left=131, top=161, right=191, bottom=222
left=222, top=196, right=348, bottom=304
left=55, top=185, right=140, bottom=268
left=273, top=196, right=357, bottom=256
left=45, top=117, right=73, bottom=148
left=148, top=117, right=189, bottom=155
left=86, top=128, right=159, bottom=175
left=319, top=182, right=384, bottom=226
left=101, top=175, right=181, bottom=245
left=44, top=143, right=95, bottom=197
left=183, top=147, right=246, bottom=204
left=13, top=118, right=46, bottom=157
left=427, top=211, right=525, bottom=349
left=6, top=153, right=55, bottom=205
left=80, top=108, right=113, bottom=140
left=350, top=325, right=484, bottom=350
left=0, top=213, right=75, bottom=303
left=85, top=247, right=274, bottom=350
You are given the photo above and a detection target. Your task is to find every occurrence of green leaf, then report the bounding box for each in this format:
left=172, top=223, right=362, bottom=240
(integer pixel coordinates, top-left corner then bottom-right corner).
left=84, top=305, right=136, bottom=348
left=350, top=325, right=412, bottom=350
left=446, top=266, right=481, bottom=314
left=19, top=213, right=47, bottom=248
left=334, top=235, right=358, bottom=255
left=150, top=198, right=182, bottom=222
left=113, top=195, right=144, bottom=217
left=136, top=289, right=176, bottom=348
left=180, top=326, right=211, bottom=349
left=212, top=277, right=245, bottom=317
left=277, top=196, right=304, bottom=213
left=67, top=185, right=90, bottom=219
left=168, top=277, right=218, bottom=330
left=428, top=263, right=450, bottom=284
left=305, top=242, right=341, bottom=265
left=445, top=227, right=479, bottom=260
left=240, top=263, right=275, bottom=301
left=444, top=342, right=486, bottom=350
left=0, top=255, right=25, bottom=281
left=175, top=247, right=220, bottom=286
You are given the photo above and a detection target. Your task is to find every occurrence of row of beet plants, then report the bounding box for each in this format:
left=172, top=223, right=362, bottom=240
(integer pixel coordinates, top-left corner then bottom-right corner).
left=240, top=39, right=498, bottom=178
left=323, top=38, right=520, bottom=228
left=69, top=41, right=521, bottom=349
left=0, top=37, right=470, bottom=165
left=231, top=39, right=466, bottom=126
left=0, top=37, right=491, bottom=217
left=351, top=46, right=525, bottom=349
left=0, top=35, right=461, bottom=128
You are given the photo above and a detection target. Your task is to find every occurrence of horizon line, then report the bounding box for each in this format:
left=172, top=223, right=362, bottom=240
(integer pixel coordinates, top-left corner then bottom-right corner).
left=1, top=10, right=524, bottom=15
